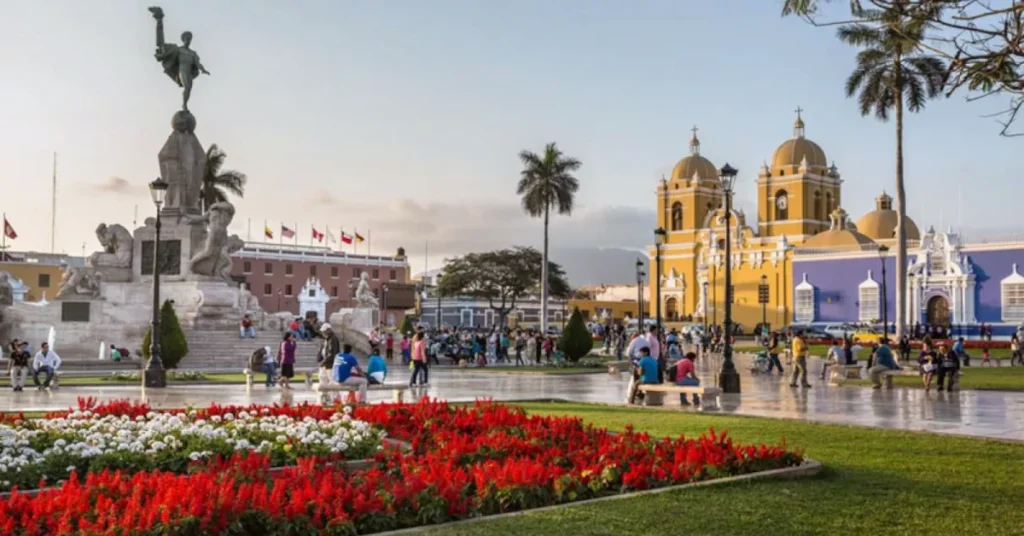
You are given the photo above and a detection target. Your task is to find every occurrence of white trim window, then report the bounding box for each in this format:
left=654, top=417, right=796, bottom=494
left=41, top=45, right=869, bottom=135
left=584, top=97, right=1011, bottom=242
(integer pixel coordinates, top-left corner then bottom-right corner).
left=1001, top=263, right=1024, bottom=322
left=858, top=270, right=880, bottom=323
left=795, top=273, right=816, bottom=323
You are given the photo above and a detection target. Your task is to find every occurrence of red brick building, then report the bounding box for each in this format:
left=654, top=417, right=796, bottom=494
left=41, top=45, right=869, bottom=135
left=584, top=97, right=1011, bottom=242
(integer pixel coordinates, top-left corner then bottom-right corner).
left=230, top=243, right=415, bottom=325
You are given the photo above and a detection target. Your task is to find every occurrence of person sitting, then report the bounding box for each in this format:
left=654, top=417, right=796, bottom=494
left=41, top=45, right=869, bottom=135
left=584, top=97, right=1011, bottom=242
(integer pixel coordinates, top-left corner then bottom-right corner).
left=110, top=344, right=123, bottom=362
left=366, top=347, right=387, bottom=385
left=32, top=342, right=61, bottom=390
left=239, top=314, right=256, bottom=338
left=8, top=341, right=31, bottom=392
left=333, top=343, right=368, bottom=402
left=936, top=342, right=961, bottom=392
left=626, top=347, right=659, bottom=404
left=867, top=339, right=900, bottom=389
left=288, top=318, right=302, bottom=340
left=674, top=351, right=701, bottom=405
left=822, top=340, right=842, bottom=381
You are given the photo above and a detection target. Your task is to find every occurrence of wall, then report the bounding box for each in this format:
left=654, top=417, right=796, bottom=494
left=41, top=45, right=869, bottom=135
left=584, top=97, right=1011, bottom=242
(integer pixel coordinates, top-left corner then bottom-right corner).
left=962, top=247, right=1024, bottom=324
left=0, top=263, right=64, bottom=302
left=791, top=253, right=894, bottom=324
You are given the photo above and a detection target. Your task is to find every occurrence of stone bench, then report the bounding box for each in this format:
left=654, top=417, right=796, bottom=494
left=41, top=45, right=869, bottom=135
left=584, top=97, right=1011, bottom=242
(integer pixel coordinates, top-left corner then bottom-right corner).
left=313, top=381, right=412, bottom=404
left=828, top=364, right=863, bottom=385
left=878, top=368, right=921, bottom=389
left=637, top=383, right=723, bottom=408
left=607, top=360, right=630, bottom=374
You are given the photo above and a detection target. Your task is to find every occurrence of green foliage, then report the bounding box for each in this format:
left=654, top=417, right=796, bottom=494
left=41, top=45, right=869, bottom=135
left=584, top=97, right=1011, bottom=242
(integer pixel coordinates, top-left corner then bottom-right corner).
left=558, top=309, right=593, bottom=363
left=516, top=142, right=582, bottom=218
left=201, top=144, right=248, bottom=212
left=399, top=315, right=416, bottom=335
left=142, top=300, right=189, bottom=369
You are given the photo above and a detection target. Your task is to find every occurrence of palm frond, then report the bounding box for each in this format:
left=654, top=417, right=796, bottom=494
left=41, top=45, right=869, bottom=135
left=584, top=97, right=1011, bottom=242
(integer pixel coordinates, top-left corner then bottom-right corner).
left=836, top=24, right=881, bottom=46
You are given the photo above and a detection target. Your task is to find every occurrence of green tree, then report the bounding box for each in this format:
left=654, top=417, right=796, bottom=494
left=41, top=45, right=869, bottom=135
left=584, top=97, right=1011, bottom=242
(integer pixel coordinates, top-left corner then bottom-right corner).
left=201, top=144, right=247, bottom=212
left=517, top=143, right=581, bottom=335
left=141, top=300, right=190, bottom=369
left=835, top=5, right=947, bottom=338
left=399, top=314, right=416, bottom=335
left=438, top=247, right=571, bottom=329
left=558, top=308, right=593, bottom=363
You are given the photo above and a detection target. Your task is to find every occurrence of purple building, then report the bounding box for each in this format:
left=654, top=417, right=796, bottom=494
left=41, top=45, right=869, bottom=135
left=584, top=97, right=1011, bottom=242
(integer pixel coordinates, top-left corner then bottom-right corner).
left=792, top=227, right=1024, bottom=337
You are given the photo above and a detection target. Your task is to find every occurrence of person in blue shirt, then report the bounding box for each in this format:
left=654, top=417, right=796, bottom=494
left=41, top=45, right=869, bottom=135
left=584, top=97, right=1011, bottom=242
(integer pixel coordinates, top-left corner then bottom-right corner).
left=638, top=347, right=661, bottom=385
left=868, top=339, right=900, bottom=389
left=366, top=347, right=387, bottom=385
left=953, top=337, right=969, bottom=367
left=332, top=344, right=368, bottom=401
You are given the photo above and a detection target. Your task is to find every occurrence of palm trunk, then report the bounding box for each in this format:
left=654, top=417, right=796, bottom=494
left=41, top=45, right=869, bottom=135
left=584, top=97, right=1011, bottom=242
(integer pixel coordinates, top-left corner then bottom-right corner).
left=894, top=64, right=907, bottom=340
left=540, top=203, right=550, bottom=334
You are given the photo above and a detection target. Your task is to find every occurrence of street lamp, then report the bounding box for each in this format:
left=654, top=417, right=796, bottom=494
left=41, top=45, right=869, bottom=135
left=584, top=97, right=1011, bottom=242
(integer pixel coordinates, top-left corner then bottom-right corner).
left=144, top=177, right=169, bottom=388
left=654, top=227, right=667, bottom=335
left=635, top=259, right=645, bottom=329
left=758, top=274, right=770, bottom=338
left=878, top=244, right=889, bottom=339
left=381, top=283, right=390, bottom=327
left=718, top=163, right=741, bottom=394
left=702, top=280, right=709, bottom=333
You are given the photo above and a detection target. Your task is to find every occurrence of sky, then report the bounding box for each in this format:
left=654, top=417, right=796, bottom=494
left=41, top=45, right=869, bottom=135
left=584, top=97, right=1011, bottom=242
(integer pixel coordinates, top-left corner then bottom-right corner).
left=1, top=1, right=1020, bottom=285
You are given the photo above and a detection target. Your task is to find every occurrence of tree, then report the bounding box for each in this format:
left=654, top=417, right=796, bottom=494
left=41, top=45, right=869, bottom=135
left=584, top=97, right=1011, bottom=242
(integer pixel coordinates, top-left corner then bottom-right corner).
left=201, top=144, right=247, bottom=212
left=399, top=314, right=416, bottom=335
left=834, top=5, right=947, bottom=339
left=437, top=247, right=571, bottom=329
left=558, top=308, right=593, bottom=363
left=141, top=300, right=190, bottom=369
left=517, top=143, right=582, bottom=335
left=783, top=0, right=1024, bottom=136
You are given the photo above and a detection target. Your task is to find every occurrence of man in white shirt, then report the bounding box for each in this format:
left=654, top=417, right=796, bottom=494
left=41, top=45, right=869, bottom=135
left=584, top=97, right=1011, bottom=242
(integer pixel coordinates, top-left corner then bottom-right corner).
left=626, top=332, right=650, bottom=360
left=32, top=342, right=62, bottom=389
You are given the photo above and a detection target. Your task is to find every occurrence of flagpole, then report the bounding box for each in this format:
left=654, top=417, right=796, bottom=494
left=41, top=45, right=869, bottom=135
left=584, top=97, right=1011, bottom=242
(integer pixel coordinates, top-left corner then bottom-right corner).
left=51, top=152, right=57, bottom=254
left=2, top=213, right=6, bottom=251
left=294, top=222, right=298, bottom=245
left=279, top=222, right=283, bottom=246
left=247, top=218, right=251, bottom=242
left=368, top=229, right=372, bottom=256
left=264, top=220, right=268, bottom=243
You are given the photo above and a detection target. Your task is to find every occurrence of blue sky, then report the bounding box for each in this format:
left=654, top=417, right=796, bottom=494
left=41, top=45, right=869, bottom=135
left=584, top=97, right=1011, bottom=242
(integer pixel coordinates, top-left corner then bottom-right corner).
left=0, top=1, right=1018, bottom=283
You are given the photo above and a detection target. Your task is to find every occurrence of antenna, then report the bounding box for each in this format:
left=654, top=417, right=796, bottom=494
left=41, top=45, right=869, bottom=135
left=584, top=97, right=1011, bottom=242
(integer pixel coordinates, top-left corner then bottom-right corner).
left=51, top=152, right=57, bottom=253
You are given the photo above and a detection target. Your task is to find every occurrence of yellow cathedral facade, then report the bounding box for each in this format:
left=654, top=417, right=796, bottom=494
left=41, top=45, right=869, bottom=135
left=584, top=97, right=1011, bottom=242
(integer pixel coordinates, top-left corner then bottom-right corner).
left=648, top=111, right=918, bottom=332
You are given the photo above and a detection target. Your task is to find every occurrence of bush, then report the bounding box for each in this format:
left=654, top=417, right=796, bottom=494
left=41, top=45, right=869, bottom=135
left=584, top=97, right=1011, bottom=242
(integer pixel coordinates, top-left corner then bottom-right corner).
left=558, top=308, right=593, bottom=363
left=399, top=315, right=416, bottom=335
left=141, top=300, right=189, bottom=369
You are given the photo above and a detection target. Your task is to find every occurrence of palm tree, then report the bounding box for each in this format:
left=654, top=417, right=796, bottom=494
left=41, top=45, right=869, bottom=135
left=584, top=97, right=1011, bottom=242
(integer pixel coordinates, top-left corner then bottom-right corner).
left=838, top=4, right=946, bottom=337
left=200, top=144, right=247, bottom=212
left=517, top=143, right=582, bottom=334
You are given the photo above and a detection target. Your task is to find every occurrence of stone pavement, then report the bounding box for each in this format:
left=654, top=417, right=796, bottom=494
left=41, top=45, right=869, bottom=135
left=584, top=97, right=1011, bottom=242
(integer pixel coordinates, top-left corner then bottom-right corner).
left=2, top=353, right=1022, bottom=441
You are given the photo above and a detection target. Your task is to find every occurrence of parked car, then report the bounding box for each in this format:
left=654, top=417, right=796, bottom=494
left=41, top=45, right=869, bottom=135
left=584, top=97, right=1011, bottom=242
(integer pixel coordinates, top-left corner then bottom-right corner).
left=802, top=329, right=836, bottom=344
left=852, top=328, right=885, bottom=344
left=821, top=323, right=857, bottom=341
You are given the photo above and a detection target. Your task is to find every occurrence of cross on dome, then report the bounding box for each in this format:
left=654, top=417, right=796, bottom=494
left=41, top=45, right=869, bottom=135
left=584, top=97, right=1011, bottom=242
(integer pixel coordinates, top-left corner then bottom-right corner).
left=689, top=125, right=700, bottom=155
left=793, top=106, right=806, bottom=138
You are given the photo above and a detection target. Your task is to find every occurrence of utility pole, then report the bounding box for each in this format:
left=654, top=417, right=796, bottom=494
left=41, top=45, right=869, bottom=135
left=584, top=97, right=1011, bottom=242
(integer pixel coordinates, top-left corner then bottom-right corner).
left=51, top=152, right=57, bottom=253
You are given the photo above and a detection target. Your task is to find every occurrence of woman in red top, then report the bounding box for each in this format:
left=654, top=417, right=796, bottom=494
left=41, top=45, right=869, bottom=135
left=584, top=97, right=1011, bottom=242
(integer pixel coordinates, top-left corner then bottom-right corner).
left=674, top=351, right=700, bottom=406
left=409, top=332, right=428, bottom=386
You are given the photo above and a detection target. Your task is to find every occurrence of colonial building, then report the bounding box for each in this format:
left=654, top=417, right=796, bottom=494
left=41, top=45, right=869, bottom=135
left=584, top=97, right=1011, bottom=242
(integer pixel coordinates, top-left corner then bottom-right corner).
left=0, top=251, right=86, bottom=303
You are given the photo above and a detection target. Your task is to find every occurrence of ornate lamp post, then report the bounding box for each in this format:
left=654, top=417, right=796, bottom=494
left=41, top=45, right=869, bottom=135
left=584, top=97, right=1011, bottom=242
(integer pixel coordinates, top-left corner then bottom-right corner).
left=635, top=259, right=645, bottom=329
left=718, top=163, right=741, bottom=394
left=381, top=283, right=390, bottom=327
left=878, top=245, right=889, bottom=338
left=144, top=178, right=169, bottom=388
left=654, top=227, right=667, bottom=334
left=759, top=274, right=770, bottom=337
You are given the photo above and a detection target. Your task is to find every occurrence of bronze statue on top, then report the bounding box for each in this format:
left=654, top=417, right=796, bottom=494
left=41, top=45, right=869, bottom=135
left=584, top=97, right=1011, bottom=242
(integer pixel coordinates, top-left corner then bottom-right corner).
left=149, top=6, right=210, bottom=111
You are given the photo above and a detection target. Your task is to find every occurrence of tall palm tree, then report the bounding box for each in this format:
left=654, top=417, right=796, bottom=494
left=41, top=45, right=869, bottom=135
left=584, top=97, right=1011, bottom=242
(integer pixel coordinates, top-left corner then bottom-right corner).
left=838, top=3, right=946, bottom=337
left=517, top=143, right=582, bottom=334
left=201, top=144, right=247, bottom=212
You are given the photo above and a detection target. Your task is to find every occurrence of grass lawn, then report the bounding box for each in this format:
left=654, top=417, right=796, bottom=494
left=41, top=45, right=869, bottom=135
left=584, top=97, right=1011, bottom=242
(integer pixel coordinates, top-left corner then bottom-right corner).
left=425, top=402, right=1024, bottom=536
left=847, top=366, right=1024, bottom=391
left=736, top=343, right=1015, bottom=360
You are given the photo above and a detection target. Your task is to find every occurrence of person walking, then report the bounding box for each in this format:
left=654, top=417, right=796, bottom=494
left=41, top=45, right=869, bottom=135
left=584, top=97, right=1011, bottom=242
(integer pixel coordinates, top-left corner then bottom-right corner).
left=526, top=332, right=538, bottom=364
left=317, top=324, right=341, bottom=386
left=514, top=331, right=526, bottom=366
left=278, top=332, right=297, bottom=390
left=898, top=335, right=911, bottom=365
left=789, top=331, right=811, bottom=388
left=918, top=341, right=937, bottom=391
left=409, top=332, right=428, bottom=386
left=936, top=342, right=961, bottom=392
left=7, top=341, right=30, bottom=392
left=767, top=332, right=785, bottom=375
left=867, top=339, right=900, bottom=389
left=385, top=333, right=395, bottom=361
left=32, top=342, right=61, bottom=390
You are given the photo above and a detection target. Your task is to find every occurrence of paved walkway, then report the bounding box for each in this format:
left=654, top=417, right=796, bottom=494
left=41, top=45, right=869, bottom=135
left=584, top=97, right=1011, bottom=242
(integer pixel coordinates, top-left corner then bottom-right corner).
left=3, top=354, right=1022, bottom=441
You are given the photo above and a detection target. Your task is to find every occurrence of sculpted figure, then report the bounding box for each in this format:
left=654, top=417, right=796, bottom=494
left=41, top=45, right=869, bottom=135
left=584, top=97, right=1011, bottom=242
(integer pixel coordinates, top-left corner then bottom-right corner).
left=89, top=223, right=133, bottom=269
left=218, top=235, right=245, bottom=280
left=56, top=267, right=102, bottom=299
left=149, top=6, right=211, bottom=111
left=0, top=272, right=12, bottom=306
left=355, top=272, right=379, bottom=309
left=186, top=202, right=235, bottom=277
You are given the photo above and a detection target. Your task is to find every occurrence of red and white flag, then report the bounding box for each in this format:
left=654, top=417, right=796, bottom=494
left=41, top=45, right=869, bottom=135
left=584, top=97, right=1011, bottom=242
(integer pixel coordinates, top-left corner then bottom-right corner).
left=3, top=218, right=17, bottom=240
left=311, top=227, right=324, bottom=243
left=281, top=225, right=295, bottom=239
left=340, top=231, right=353, bottom=245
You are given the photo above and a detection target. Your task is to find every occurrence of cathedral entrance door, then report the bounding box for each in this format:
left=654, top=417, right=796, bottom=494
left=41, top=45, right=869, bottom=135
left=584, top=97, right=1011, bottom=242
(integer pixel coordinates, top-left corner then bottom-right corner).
left=926, top=295, right=951, bottom=327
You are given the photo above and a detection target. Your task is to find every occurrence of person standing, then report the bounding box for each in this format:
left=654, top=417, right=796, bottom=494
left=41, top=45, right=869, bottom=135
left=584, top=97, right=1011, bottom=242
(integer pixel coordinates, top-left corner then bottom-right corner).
left=500, top=331, right=511, bottom=363
left=867, top=339, right=900, bottom=389
left=953, top=337, right=969, bottom=367
left=936, top=342, right=961, bottom=392
left=32, top=342, right=61, bottom=390
left=317, top=324, right=341, bottom=385
left=8, top=341, right=30, bottom=392
left=789, top=332, right=811, bottom=388
left=278, top=332, right=297, bottom=390
left=410, top=332, right=428, bottom=385
left=767, top=332, right=784, bottom=375
left=400, top=334, right=412, bottom=365
left=918, top=341, right=937, bottom=391
left=385, top=333, right=395, bottom=361
left=898, top=335, right=911, bottom=365
left=514, top=330, right=526, bottom=366
left=332, top=344, right=368, bottom=402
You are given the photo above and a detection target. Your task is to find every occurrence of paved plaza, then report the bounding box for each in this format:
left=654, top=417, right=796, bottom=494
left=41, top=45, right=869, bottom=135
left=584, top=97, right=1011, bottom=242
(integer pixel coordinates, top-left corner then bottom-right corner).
left=3, top=353, right=1021, bottom=441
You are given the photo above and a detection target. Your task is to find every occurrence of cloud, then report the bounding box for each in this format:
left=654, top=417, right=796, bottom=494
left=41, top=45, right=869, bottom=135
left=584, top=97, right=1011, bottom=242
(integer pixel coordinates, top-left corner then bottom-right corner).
left=93, top=176, right=143, bottom=195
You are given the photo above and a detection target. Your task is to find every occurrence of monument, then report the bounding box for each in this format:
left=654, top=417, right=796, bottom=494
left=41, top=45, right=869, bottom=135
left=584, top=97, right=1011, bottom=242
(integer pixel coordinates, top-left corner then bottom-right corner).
left=0, top=6, right=253, bottom=363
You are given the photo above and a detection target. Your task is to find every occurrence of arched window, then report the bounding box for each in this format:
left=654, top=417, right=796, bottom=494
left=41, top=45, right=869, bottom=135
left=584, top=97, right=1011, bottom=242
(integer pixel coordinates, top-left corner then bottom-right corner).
left=814, top=190, right=823, bottom=221
left=775, top=189, right=789, bottom=221
left=671, top=202, right=683, bottom=231
left=665, top=297, right=679, bottom=321
left=826, top=192, right=833, bottom=215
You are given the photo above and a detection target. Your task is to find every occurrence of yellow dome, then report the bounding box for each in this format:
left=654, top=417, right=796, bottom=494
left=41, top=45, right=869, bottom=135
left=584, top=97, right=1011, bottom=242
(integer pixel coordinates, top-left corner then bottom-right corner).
left=856, top=192, right=921, bottom=240
left=771, top=110, right=827, bottom=170
left=670, top=127, right=719, bottom=182
left=799, top=206, right=877, bottom=251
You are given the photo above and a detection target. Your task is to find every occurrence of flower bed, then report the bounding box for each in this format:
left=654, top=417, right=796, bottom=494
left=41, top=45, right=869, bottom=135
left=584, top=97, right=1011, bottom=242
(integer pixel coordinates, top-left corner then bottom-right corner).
left=0, top=399, right=803, bottom=534
left=101, top=370, right=210, bottom=382
left=0, top=398, right=382, bottom=492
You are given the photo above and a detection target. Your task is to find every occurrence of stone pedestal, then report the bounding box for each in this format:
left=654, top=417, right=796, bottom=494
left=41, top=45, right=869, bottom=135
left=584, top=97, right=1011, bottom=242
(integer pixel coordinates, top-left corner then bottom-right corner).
left=330, top=308, right=375, bottom=336
left=132, top=218, right=207, bottom=280
left=158, top=112, right=205, bottom=218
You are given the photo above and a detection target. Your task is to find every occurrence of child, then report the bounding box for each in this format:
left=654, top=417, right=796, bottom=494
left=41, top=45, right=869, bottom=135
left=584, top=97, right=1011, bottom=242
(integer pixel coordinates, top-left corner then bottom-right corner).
left=980, top=347, right=993, bottom=367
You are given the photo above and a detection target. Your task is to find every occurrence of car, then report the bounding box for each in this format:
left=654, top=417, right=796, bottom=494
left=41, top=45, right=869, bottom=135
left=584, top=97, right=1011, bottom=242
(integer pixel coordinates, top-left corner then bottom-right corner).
left=852, top=328, right=885, bottom=344
left=801, top=329, right=836, bottom=344
left=821, top=323, right=857, bottom=340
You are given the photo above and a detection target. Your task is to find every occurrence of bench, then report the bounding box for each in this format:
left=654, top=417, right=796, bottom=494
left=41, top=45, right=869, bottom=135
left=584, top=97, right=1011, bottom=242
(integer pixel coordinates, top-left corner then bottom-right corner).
left=828, top=364, right=863, bottom=385
left=637, top=383, right=723, bottom=408
left=607, top=360, right=630, bottom=374
left=878, top=368, right=921, bottom=389
left=312, top=382, right=412, bottom=404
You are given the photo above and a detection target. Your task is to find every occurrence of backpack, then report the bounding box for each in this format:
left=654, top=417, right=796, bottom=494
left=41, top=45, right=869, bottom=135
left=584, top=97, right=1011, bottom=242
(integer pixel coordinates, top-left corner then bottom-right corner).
left=666, top=364, right=678, bottom=382
left=249, top=349, right=264, bottom=370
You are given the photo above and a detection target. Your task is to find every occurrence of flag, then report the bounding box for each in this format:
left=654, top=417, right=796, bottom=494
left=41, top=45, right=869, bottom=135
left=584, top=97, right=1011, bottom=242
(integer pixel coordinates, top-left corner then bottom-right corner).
left=326, top=228, right=338, bottom=244
left=281, top=225, right=295, bottom=239
left=264, top=225, right=273, bottom=239
left=3, top=218, right=16, bottom=240
left=340, top=231, right=353, bottom=245
left=312, top=227, right=324, bottom=243
left=355, top=232, right=365, bottom=243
